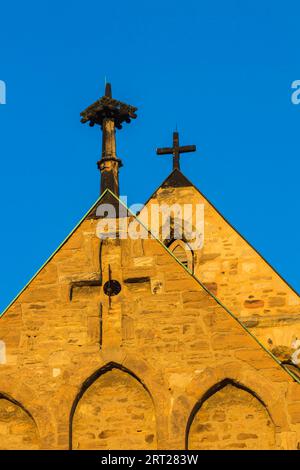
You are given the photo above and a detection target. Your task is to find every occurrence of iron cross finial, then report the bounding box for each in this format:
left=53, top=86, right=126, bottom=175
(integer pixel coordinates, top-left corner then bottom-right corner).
left=156, top=131, right=196, bottom=171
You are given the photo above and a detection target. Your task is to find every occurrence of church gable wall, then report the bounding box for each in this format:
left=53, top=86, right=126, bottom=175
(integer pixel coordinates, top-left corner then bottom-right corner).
left=0, top=212, right=299, bottom=449
left=143, top=181, right=300, bottom=356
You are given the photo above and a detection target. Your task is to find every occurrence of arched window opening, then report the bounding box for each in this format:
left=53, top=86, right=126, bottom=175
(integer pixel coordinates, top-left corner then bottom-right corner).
left=168, top=240, right=194, bottom=272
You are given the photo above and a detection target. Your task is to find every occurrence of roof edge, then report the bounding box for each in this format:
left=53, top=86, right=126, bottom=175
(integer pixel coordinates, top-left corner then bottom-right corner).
left=143, top=169, right=299, bottom=296
left=117, top=191, right=300, bottom=385
left=0, top=189, right=112, bottom=318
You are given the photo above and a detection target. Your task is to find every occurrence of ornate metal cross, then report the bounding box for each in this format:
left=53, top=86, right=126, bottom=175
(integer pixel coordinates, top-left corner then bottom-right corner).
left=156, top=131, right=196, bottom=171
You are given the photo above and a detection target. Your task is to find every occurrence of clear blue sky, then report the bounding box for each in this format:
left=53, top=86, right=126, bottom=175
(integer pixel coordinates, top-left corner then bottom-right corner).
left=0, top=1, right=299, bottom=312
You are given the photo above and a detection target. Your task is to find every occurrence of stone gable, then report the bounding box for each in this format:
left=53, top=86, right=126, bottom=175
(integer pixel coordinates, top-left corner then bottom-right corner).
left=0, top=195, right=299, bottom=449
left=142, top=170, right=300, bottom=358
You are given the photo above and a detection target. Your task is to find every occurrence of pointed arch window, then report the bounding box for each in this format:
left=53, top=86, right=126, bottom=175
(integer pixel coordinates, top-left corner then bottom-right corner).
left=168, top=239, right=194, bottom=272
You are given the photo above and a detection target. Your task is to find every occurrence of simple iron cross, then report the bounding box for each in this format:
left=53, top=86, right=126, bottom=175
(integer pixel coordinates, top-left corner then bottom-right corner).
left=156, top=131, right=196, bottom=170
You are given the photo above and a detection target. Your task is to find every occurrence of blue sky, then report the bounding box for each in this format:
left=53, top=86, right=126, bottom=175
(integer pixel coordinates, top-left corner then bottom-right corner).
left=0, top=1, right=299, bottom=312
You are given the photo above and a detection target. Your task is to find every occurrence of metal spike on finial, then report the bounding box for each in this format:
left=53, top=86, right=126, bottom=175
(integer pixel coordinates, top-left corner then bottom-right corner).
left=105, top=82, right=112, bottom=98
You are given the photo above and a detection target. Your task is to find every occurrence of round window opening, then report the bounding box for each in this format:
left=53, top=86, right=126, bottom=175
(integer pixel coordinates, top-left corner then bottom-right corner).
left=103, top=280, right=122, bottom=297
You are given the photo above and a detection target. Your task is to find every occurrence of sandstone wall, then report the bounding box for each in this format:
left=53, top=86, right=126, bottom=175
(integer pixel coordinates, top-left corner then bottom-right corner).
left=143, top=177, right=300, bottom=357
left=72, top=368, right=156, bottom=450
left=0, top=210, right=299, bottom=449
left=188, top=382, right=275, bottom=450
left=0, top=396, right=39, bottom=450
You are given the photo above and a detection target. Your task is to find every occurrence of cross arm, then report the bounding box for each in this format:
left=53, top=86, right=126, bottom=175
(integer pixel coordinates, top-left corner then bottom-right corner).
left=179, top=145, right=196, bottom=153
left=156, top=147, right=174, bottom=155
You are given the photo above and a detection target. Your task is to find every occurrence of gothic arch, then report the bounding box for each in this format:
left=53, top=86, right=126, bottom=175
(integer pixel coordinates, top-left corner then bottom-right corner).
left=0, top=393, right=39, bottom=449
left=0, top=375, right=56, bottom=448
left=185, top=379, right=276, bottom=450
left=167, top=239, right=194, bottom=272
left=69, top=362, right=157, bottom=450
left=162, top=216, right=201, bottom=265
left=170, top=363, right=290, bottom=449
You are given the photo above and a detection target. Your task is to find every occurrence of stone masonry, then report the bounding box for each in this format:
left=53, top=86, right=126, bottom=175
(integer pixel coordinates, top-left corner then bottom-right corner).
left=0, top=192, right=299, bottom=450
